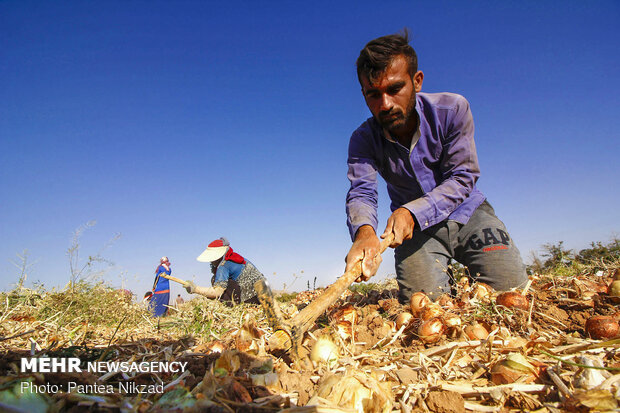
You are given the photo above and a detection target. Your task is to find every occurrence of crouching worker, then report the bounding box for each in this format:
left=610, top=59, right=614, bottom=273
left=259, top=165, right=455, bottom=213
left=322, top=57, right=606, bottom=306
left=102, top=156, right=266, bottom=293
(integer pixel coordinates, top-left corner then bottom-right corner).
left=150, top=256, right=171, bottom=317
left=185, top=237, right=265, bottom=305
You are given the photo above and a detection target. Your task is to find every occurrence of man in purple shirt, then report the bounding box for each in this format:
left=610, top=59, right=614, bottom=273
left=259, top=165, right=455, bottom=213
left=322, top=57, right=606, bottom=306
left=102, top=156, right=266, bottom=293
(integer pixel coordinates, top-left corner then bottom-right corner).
left=345, top=32, right=527, bottom=302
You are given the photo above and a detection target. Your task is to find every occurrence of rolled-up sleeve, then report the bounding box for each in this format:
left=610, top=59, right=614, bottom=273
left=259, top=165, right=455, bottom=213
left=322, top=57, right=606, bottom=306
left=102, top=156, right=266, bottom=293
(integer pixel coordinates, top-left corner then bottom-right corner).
left=346, top=132, right=379, bottom=240
left=402, top=97, right=480, bottom=229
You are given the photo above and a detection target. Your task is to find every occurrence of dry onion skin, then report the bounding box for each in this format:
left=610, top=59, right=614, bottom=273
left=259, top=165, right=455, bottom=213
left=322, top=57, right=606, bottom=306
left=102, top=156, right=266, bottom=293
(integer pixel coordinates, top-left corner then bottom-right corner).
left=496, top=291, right=529, bottom=310
left=418, top=317, right=445, bottom=344
left=332, top=305, right=358, bottom=324
left=409, top=292, right=431, bottom=316
left=585, top=315, right=620, bottom=340
left=491, top=353, right=538, bottom=385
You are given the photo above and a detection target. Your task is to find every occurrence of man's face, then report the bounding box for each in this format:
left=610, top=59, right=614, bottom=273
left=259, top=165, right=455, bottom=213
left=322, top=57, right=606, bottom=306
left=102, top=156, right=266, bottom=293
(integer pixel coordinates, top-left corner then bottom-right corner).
left=360, top=55, right=423, bottom=138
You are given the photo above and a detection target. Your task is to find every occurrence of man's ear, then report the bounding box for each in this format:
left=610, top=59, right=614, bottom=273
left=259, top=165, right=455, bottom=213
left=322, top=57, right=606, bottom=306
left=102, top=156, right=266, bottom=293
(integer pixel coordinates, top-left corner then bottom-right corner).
left=413, top=71, right=424, bottom=93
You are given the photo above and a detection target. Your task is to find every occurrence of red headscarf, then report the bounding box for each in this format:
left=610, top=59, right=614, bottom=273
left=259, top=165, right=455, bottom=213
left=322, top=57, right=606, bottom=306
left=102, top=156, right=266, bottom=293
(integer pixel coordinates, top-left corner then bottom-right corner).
left=208, top=238, right=246, bottom=264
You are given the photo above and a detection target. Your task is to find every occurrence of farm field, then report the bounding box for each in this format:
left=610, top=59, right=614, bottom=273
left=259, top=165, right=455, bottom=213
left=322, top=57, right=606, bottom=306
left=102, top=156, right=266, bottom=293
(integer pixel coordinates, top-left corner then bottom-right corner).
left=1, top=241, right=619, bottom=412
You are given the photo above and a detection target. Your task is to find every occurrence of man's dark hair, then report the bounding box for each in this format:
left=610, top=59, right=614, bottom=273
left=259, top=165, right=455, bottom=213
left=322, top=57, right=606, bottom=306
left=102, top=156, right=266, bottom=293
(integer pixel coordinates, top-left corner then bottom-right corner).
left=356, top=29, right=418, bottom=84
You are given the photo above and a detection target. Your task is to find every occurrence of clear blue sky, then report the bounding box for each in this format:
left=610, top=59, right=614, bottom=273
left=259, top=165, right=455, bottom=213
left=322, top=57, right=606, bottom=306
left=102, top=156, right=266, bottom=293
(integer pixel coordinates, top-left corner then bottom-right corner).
left=2, top=1, right=618, bottom=297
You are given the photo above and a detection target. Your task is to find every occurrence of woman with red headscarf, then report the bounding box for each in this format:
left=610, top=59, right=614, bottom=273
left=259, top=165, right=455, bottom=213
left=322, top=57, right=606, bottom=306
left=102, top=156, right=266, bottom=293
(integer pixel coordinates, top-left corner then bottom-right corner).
left=186, top=237, right=265, bottom=304
left=150, top=256, right=171, bottom=317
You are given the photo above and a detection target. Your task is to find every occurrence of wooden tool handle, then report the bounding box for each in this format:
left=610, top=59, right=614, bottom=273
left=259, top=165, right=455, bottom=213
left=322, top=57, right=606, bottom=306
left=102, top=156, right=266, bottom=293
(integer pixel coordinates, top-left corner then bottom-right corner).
left=160, top=274, right=190, bottom=287
left=268, top=233, right=396, bottom=352
left=293, top=233, right=394, bottom=334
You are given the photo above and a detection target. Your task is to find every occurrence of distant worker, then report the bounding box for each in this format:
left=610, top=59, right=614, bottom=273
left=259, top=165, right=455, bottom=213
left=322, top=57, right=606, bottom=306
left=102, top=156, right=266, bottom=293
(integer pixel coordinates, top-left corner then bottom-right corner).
left=345, top=31, right=528, bottom=303
left=175, top=294, right=185, bottom=306
left=185, top=237, right=265, bottom=304
left=150, top=256, right=171, bottom=317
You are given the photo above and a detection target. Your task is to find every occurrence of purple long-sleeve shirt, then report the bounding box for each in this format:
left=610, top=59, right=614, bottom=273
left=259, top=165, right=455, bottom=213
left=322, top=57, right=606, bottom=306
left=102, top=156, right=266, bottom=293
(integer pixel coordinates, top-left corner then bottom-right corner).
left=346, top=92, right=486, bottom=240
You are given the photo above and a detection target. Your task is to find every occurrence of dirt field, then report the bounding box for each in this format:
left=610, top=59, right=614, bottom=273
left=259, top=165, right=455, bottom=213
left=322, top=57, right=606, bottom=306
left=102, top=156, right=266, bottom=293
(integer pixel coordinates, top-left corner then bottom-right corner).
left=2, top=268, right=620, bottom=412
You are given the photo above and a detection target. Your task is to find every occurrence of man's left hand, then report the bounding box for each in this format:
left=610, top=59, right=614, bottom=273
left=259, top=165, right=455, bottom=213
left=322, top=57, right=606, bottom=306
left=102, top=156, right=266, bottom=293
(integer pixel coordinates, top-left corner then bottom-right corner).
left=381, top=207, right=415, bottom=248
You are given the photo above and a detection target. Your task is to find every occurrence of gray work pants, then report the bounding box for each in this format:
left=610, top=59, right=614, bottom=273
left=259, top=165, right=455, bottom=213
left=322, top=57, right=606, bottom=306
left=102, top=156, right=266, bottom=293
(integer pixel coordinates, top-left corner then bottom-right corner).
left=395, top=201, right=528, bottom=302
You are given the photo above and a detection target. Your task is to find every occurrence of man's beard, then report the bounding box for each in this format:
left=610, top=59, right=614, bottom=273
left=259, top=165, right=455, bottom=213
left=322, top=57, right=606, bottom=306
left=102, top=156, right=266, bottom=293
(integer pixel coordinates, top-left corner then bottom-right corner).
left=378, top=93, right=417, bottom=135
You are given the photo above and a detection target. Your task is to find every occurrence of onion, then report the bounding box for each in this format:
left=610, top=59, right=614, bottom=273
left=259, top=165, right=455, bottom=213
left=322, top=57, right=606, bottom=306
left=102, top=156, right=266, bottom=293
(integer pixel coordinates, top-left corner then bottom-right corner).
left=472, top=283, right=494, bottom=300
left=608, top=280, right=620, bottom=297
left=496, top=291, right=529, bottom=310
left=419, top=303, right=445, bottom=321
left=436, top=294, right=455, bottom=309
left=442, top=312, right=462, bottom=328
left=417, top=317, right=445, bottom=344
left=464, top=323, right=489, bottom=340
left=310, top=337, right=340, bottom=366
left=585, top=315, right=620, bottom=340
left=235, top=329, right=254, bottom=352
left=395, top=312, right=413, bottom=330
left=409, top=292, right=430, bottom=316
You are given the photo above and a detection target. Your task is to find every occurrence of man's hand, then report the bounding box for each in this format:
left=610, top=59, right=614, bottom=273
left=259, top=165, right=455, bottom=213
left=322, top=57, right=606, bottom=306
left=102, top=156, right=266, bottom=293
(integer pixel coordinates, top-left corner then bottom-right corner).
left=346, top=225, right=382, bottom=282
left=381, top=207, right=415, bottom=248
left=184, top=280, right=196, bottom=294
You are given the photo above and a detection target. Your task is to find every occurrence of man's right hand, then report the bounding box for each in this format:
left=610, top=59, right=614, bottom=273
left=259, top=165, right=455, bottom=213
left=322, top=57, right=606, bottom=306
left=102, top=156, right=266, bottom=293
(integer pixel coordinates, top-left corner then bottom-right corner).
left=184, top=280, right=196, bottom=294
left=345, top=225, right=382, bottom=282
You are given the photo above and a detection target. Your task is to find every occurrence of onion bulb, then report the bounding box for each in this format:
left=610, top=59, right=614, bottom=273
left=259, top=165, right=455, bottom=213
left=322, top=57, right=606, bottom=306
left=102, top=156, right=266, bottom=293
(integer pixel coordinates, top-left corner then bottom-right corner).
left=464, top=323, right=489, bottom=340
left=496, top=291, right=529, bottom=310
left=310, top=337, right=340, bottom=366
left=608, top=280, right=620, bottom=297
left=417, top=317, right=445, bottom=344
left=436, top=294, right=455, bottom=309
left=419, top=303, right=444, bottom=321
left=409, top=292, right=430, bottom=316
left=585, top=315, right=619, bottom=340
left=395, top=312, right=413, bottom=330
left=472, top=283, right=494, bottom=300
left=442, top=312, right=462, bottom=328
